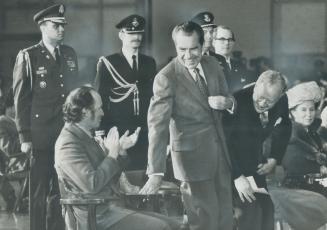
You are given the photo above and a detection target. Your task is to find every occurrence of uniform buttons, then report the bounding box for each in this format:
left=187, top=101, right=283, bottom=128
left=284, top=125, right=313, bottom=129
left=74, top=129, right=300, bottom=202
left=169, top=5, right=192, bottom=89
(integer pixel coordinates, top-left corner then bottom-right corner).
left=60, top=74, right=63, bottom=78
left=41, top=74, right=44, bottom=77
left=35, top=114, right=39, bottom=118
left=60, top=83, right=64, bottom=87
left=61, top=94, right=65, bottom=98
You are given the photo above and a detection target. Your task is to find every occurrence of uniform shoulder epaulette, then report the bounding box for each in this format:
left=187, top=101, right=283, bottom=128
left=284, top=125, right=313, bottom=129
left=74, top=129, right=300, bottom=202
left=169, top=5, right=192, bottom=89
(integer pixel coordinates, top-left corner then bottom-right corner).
left=21, top=44, right=39, bottom=53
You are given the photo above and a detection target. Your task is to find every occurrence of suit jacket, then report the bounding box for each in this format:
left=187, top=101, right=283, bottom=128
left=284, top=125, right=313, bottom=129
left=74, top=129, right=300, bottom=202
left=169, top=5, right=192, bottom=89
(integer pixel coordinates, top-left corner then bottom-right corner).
left=283, top=120, right=325, bottom=176
left=147, top=56, right=232, bottom=182
left=94, top=52, right=156, bottom=169
left=224, top=86, right=291, bottom=187
left=212, top=53, right=252, bottom=93
left=13, top=41, right=79, bottom=151
left=55, top=123, right=133, bottom=230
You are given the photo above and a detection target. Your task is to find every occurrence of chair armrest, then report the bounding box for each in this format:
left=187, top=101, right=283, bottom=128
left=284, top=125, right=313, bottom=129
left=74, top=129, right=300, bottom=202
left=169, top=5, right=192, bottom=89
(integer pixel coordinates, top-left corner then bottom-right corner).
left=60, top=197, right=120, bottom=206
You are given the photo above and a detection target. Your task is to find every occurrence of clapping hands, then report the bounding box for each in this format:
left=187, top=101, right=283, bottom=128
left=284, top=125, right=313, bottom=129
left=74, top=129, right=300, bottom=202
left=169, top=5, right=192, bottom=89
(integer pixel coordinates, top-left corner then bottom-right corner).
left=120, top=127, right=141, bottom=150
left=103, top=127, right=141, bottom=159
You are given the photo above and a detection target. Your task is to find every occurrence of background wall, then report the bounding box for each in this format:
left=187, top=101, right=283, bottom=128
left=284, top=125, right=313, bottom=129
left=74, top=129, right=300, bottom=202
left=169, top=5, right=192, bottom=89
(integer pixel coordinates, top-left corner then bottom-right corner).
left=152, top=0, right=272, bottom=67
left=1, top=0, right=326, bottom=87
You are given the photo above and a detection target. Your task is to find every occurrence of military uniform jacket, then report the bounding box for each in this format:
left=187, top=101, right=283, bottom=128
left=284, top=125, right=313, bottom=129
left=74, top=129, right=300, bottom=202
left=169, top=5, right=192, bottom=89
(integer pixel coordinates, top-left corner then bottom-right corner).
left=212, top=53, right=251, bottom=93
left=94, top=52, right=156, bottom=169
left=13, top=41, right=78, bottom=151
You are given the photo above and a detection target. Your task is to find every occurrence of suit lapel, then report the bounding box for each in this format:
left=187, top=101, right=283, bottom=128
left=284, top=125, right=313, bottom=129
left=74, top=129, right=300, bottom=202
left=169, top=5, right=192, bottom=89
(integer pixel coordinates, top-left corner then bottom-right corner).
left=66, top=124, right=106, bottom=167
left=174, top=58, right=210, bottom=110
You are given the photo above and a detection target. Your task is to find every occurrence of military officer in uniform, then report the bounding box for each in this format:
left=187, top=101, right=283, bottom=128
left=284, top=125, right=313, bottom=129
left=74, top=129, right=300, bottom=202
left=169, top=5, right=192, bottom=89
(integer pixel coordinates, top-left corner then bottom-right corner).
left=94, top=15, right=156, bottom=170
left=12, top=4, right=78, bottom=230
left=213, top=25, right=250, bottom=93
left=191, top=11, right=217, bottom=56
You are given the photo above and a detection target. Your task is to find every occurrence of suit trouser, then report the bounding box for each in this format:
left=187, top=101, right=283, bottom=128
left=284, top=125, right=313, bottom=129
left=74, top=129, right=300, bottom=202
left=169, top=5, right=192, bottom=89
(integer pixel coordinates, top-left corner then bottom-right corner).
left=180, top=170, right=234, bottom=230
left=109, top=211, right=181, bottom=230
left=236, top=193, right=274, bottom=230
left=30, top=150, right=65, bottom=230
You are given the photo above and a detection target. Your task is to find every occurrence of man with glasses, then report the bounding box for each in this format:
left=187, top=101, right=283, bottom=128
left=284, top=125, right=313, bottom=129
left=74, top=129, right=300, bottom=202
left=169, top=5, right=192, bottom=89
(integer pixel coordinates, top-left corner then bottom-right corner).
left=191, top=11, right=217, bottom=56
left=223, top=70, right=292, bottom=230
left=13, top=4, right=78, bottom=230
left=94, top=15, right=156, bottom=170
left=213, top=25, right=250, bottom=93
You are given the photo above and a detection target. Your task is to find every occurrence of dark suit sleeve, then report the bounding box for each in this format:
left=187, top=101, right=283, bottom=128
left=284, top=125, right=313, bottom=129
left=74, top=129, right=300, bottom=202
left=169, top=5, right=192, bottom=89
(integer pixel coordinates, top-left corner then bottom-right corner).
left=12, top=50, right=32, bottom=144
left=146, top=72, right=174, bottom=175
left=0, top=122, right=20, bottom=157
left=270, top=95, right=292, bottom=164
left=223, top=100, right=243, bottom=180
left=56, top=138, right=122, bottom=194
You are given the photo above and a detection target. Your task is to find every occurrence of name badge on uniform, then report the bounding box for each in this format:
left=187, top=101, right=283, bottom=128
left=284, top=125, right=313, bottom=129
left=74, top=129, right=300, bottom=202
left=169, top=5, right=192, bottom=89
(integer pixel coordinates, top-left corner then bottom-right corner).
left=66, top=60, right=76, bottom=68
left=36, top=67, right=47, bottom=75
left=39, top=81, right=47, bottom=88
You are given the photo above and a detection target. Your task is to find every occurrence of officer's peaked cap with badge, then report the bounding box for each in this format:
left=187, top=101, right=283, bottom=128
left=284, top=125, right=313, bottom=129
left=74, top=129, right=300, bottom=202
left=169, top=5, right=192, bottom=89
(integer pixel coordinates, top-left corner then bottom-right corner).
left=33, top=4, right=67, bottom=25
left=116, top=14, right=145, bottom=33
left=191, top=11, right=217, bottom=28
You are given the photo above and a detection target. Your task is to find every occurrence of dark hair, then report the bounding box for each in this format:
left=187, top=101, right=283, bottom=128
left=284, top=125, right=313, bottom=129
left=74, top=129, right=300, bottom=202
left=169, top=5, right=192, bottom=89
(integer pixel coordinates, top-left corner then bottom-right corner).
left=63, top=86, right=96, bottom=123
left=172, top=21, right=204, bottom=46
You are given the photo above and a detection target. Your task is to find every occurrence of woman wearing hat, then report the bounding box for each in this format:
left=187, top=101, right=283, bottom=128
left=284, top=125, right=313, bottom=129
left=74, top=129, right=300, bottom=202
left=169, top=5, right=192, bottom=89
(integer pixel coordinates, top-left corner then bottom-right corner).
left=282, top=81, right=327, bottom=192
left=270, top=81, right=327, bottom=230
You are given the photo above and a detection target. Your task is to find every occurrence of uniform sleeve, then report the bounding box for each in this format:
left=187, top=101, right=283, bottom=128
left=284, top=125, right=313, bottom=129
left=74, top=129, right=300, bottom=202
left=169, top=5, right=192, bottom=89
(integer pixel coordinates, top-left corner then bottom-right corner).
left=146, top=73, right=174, bottom=175
left=94, top=59, right=112, bottom=131
left=55, top=139, right=121, bottom=194
left=12, top=51, right=32, bottom=144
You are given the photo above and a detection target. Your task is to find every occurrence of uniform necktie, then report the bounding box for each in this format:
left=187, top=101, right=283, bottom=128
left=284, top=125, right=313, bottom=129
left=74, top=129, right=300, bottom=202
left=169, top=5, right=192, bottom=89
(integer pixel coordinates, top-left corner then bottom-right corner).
left=194, top=68, right=208, bottom=97
left=132, top=55, right=137, bottom=72
left=54, top=47, right=61, bottom=66
left=259, top=112, right=269, bottom=127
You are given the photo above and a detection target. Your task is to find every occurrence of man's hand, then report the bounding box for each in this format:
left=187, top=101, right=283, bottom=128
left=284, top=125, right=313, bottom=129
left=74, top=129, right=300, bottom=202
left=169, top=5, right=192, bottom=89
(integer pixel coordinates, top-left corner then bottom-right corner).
left=234, top=175, right=256, bottom=203
left=21, top=142, right=32, bottom=154
left=320, top=165, right=327, bottom=175
left=139, top=175, right=163, bottom=195
left=104, top=127, right=120, bottom=159
left=120, top=127, right=141, bottom=150
left=257, top=158, right=277, bottom=175
left=208, top=96, right=233, bottom=110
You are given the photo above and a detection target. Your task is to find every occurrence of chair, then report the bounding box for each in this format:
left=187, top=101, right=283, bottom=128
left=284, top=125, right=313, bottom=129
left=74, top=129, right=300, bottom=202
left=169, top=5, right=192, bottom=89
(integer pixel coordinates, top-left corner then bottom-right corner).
left=3, top=152, right=29, bottom=213
left=58, top=177, right=119, bottom=230
left=60, top=197, right=118, bottom=230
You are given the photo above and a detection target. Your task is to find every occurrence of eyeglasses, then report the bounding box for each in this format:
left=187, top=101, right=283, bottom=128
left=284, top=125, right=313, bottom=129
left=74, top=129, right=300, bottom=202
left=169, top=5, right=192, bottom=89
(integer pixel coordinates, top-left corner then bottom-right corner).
left=214, top=37, right=235, bottom=42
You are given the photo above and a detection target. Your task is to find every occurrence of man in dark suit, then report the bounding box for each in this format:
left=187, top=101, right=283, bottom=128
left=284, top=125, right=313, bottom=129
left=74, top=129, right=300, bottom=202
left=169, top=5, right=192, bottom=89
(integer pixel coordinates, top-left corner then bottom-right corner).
left=213, top=25, right=251, bottom=93
left=55, top=86, right=180, bottom=230
left=224, top=70, right=292, bottom=230
left=191, top=11, right=217, bottom=56
left=140, top=21, right=235, bottom=230
left=12, top=4, right=78, bottom=230
left=94, top=15, right=156, bottom=170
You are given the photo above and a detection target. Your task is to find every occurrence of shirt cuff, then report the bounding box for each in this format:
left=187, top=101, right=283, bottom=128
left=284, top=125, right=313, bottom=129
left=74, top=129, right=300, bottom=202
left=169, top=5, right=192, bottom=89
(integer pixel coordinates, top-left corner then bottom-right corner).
left=149, top=173, right=164, bottom=177
left=226, top=99, right=235, bottom=114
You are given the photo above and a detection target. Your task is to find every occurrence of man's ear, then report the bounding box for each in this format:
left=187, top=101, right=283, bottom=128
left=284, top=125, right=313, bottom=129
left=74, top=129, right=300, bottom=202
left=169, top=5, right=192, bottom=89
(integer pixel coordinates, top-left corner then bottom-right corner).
left=118, top=30, right=124, bottom=41
left=81, top=107, right=89, bottom=117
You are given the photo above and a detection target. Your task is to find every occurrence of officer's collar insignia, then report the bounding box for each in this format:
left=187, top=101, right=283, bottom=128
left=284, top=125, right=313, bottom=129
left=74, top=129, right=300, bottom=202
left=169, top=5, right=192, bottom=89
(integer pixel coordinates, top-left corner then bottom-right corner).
left=59, top=5, right=65, bottom=14
left=132, top=18, right=139, bottom=27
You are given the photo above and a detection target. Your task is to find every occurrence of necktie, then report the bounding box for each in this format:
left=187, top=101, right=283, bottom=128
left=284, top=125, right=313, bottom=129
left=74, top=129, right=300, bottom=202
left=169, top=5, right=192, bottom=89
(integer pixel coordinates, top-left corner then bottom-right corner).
left=54, top=47, right=61, bottom=66
left=194, top=68, right=208, bottom=97
left=132, top=55, right=137, bottom=72
left=259, top=112, right=269, bottom=127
